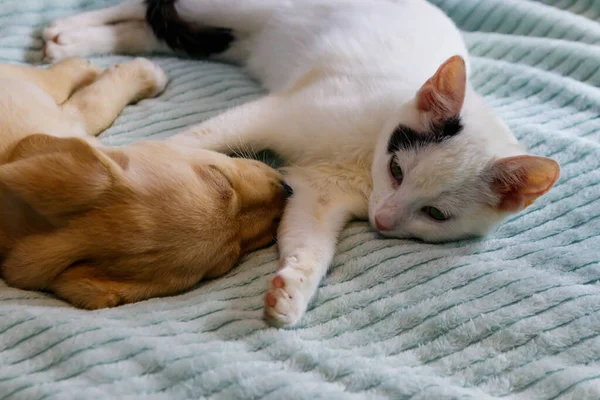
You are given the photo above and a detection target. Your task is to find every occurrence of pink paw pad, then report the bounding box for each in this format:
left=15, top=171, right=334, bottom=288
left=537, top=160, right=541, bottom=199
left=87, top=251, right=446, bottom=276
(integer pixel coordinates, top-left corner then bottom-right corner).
left=272, top=275, right=285, bottom=289
left=266, top=292, right=277, bottom=307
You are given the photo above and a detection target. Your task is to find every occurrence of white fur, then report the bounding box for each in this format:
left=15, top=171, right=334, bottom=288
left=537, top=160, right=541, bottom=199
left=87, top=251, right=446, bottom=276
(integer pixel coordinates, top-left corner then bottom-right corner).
left=44, top=0, right=536, bottom=327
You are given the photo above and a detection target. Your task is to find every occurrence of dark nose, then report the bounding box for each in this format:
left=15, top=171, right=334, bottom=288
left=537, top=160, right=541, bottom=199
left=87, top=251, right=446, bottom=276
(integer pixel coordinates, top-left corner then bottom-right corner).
left=280, top=180, right=294, bottom=198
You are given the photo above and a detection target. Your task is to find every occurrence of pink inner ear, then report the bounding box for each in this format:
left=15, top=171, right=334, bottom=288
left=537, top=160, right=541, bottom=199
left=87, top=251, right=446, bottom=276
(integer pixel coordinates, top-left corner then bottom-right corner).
left=493, top=155, right=560, bottom=212
left=417, top=55, right=467, bottom=121
left=416, top=86, right=437, bottom=112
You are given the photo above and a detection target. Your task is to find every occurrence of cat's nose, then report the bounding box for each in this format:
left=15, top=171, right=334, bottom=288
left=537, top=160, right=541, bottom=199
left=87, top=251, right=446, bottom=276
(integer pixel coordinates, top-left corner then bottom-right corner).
left=375, top=215, right=393, bottom=231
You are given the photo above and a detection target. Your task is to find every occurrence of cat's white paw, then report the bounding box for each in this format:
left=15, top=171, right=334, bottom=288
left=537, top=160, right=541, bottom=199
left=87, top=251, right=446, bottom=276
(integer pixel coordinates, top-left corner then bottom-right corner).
left=43, top=30, right=94, bottom=62
left=264, top=263, right=311, bottom=328
left=43, top=19, right=74, bottom=42
left=43, top=13, right=100, bottom=42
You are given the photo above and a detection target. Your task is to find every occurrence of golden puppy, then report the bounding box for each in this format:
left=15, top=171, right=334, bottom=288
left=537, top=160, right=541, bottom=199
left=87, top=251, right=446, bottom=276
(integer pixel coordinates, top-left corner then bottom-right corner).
left=0, top=58, right=290, bottom=309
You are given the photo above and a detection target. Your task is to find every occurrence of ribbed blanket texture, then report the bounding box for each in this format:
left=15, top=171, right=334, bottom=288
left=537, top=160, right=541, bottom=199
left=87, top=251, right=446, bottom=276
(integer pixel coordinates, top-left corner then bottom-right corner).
left=0, top=0, right=599, bottom=399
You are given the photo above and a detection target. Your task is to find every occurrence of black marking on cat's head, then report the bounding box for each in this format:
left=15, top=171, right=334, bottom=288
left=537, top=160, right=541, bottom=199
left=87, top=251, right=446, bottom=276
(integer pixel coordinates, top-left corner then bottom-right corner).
left=145, top=0, right=235, bottom=57
left=387, top=116, right=463, bottom=154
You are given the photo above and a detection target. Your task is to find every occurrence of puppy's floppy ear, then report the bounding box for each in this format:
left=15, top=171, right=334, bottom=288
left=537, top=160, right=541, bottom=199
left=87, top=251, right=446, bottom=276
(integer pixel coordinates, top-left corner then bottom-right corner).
left=0, top=134, right=122, bottom=234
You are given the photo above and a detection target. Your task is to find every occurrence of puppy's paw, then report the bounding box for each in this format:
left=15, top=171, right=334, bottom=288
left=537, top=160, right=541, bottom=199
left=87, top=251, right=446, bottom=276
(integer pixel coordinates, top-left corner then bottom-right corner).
left=264, top=261, right=312, bottom=328
left=131, top=58, right=168, bottom=98
left=103, top=58, right=168, bottom=102
left=76, top=291, right=122, bottom=310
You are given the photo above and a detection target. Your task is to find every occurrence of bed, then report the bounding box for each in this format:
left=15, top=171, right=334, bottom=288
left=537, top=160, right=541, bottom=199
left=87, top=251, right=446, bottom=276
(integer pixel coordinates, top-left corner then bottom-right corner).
left=0, top=0, right=599, bottom=399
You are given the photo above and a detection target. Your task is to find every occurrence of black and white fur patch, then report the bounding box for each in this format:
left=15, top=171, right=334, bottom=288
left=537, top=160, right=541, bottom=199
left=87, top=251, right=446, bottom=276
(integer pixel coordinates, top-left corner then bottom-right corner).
left=145, top=0, right=235, bottom=57
left=387, top=117, right=463, bottom=154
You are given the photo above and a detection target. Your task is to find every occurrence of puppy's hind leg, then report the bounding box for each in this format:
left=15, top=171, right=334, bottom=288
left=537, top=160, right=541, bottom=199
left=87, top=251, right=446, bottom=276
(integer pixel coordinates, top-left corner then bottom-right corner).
left=50, top=265, right=170, bottom=309
left=51, top=263, right=205, bottom=309
left=50, top=265, right=125, bottom=309
left=61, top=58, right=167, bottom=137
left=0, top=58, right=101, bottom=105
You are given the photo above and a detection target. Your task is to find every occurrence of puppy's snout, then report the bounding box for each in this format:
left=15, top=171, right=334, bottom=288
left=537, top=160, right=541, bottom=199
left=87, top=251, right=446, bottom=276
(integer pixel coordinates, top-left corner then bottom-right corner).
left=280, top=181, right=294, bottom=198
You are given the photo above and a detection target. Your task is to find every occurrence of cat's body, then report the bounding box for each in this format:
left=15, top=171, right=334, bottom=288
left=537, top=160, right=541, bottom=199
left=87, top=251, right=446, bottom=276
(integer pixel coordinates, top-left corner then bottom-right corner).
left=44, top=0, right=559, bottom=327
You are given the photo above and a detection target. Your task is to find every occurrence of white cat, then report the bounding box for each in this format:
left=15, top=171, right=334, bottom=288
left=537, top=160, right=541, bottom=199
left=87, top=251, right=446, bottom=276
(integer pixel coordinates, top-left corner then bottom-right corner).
left=43, top=0, right=560, bottom=327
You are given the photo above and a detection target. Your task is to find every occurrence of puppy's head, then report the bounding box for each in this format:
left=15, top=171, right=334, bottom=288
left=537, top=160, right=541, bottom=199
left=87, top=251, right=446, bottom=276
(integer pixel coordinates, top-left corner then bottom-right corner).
left=0, top=134, right=289, bottom=297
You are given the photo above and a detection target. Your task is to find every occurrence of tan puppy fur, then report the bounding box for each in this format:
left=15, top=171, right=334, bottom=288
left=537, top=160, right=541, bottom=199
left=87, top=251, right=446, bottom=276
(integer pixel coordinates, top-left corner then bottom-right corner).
left=0, top=58, right=288, bottom=309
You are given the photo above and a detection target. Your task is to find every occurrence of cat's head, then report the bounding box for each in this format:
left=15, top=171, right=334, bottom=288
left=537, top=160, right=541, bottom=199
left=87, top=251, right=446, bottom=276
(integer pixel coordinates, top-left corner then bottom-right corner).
left=369, top=56, right=560, bottom=243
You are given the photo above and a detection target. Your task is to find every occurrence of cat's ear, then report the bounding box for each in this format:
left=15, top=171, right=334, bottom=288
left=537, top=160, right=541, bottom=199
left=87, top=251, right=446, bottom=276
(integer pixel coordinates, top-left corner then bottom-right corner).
left=489, top=155, right=560, bottom=212
left=416, top=55, right=466, bottom=123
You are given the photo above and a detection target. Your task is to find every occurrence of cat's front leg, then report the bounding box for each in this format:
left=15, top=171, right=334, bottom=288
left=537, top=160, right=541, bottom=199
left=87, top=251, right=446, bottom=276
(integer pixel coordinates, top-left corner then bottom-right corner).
left=168, top=95, right=280, bottom=154
left=265, top=173, right=358, bottom=327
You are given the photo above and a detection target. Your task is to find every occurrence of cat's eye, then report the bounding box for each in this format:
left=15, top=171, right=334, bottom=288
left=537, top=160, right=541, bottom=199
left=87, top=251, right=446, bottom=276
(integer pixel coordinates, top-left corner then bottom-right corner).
left=422, top=206, right=449, bottom=222
left=389, top=158, right=403, bottom=183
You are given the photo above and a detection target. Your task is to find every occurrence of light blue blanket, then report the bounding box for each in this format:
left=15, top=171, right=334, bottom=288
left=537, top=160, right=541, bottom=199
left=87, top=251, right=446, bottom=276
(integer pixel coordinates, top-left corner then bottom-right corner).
left=0, top=1, right=599, bottom=399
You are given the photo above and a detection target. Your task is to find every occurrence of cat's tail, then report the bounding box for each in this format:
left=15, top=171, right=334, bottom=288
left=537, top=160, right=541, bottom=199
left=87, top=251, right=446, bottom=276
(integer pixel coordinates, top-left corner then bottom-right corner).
left=145, top=0, right=236, bottom=58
